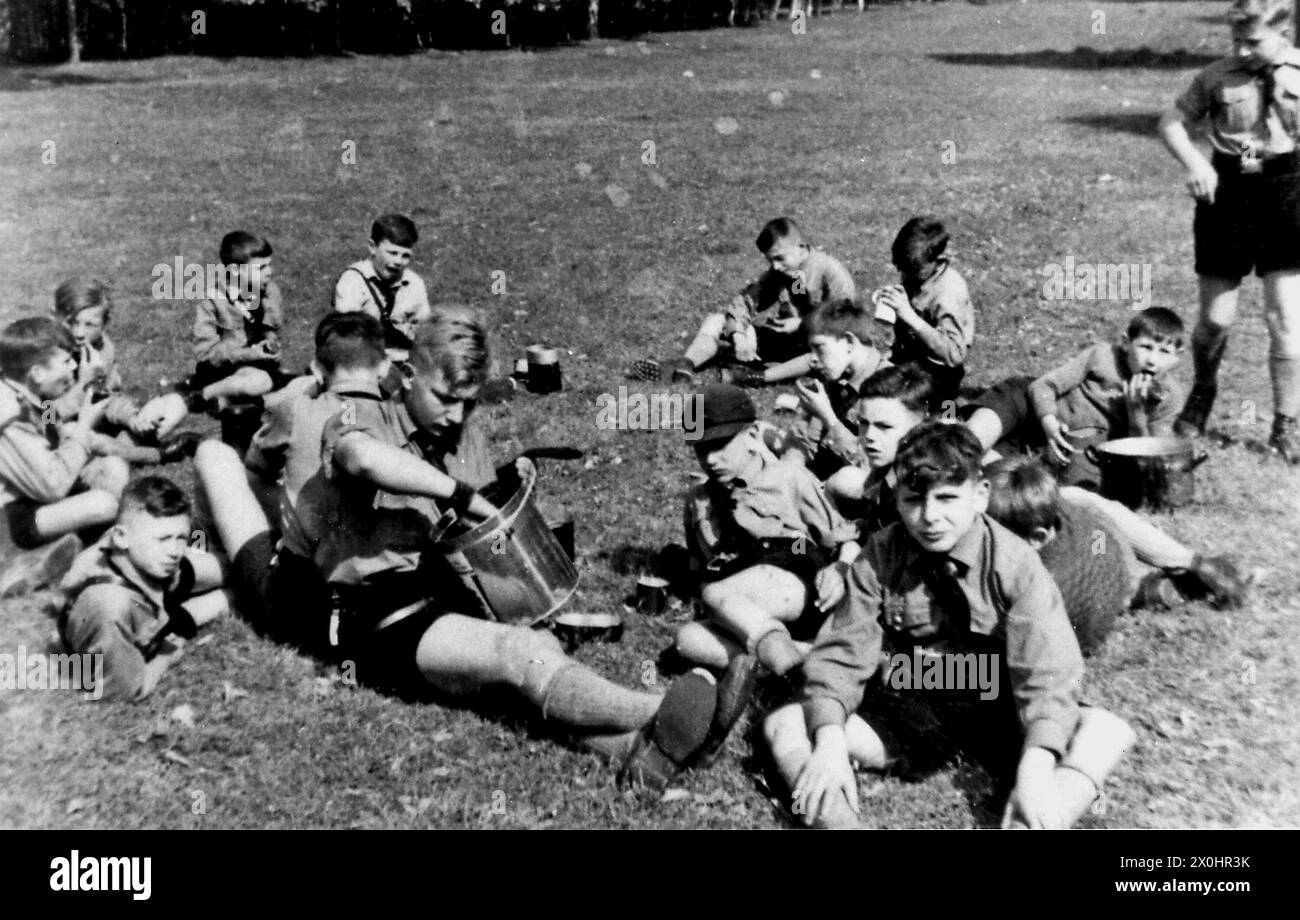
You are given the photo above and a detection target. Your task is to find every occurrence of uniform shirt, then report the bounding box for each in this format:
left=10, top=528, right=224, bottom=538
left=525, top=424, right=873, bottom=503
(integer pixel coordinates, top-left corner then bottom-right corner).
left=332, top=260, right=431, bottom=358
left=51, top=332, right=137, bottom=427
left=1028, top=341, right=1183, bottom=438
left=734, top=249, right=857, bottom=323
left=193, top=281, right=284, bottom=366
left=890, top=259, right=975, bottom=370
left=1175, top=47, right=1300, bottom=158
left=802, top=514, right=1084, bottom=757
left=0, top=378, right=91, bottom=506
left=684, top=439, right=858, bottom=566
left=851, top=468, right=899, bottom=541
left=311, top=392, right=493, bottom=588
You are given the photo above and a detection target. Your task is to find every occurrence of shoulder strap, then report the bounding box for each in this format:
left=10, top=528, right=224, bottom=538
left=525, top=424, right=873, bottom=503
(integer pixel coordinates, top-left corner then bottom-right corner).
left=345, top=267, right=397, bottom=324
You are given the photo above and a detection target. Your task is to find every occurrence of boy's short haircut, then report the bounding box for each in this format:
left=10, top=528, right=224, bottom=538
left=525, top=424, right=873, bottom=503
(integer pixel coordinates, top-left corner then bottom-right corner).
left=755, top=217, right=801, bottom=253
left=0, top=316, right=76, bottom=380
left=1228, top=0, right=1293, bottom=36
left=409, top=307, right=489, bottom=390
left=804, top=297, right=876, bottom=347
left=314, top=312, right=386, bottom=372
left=891, top=216, right=949, bottom=273
left=53, top=277, right=112, bottom=322
left=370, top=213, right=419, bottom=249
left=985, top=455, right=1063, bottom=537
left=1127, top=307, right=1186, bottom=348
left=893, top=420, right=984, bottom=494
left=858, top=364, right=934, bottom=416
left=120, top=475, right=191, bottom=520
left=220, top=230, right=273, bottom=266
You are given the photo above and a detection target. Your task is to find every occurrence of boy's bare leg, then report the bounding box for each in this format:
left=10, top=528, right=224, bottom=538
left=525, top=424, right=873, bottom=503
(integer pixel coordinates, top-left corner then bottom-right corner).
left=31, top=490, right=119, bottom=541
left=193, top=440, right=270, bottom=558
left=701, top=564, right=807, bottom=675
left=1060, top=486, right=1194, bottom=575
left=824, top=465, right=868, bottom=517
left=136, top=392, right=190, bottom=440
left=203, top=367, right=274, bottom=404
left=675, top=620, right=743, bottom=670
left=79, top=455, right=129, bottom=499
left=762, top=352, right=815, bottom=384
left=965, top=407, right=1006, bottom=452
left=764, top=703, right=878, bottom=828
left=683, top=312, right=727, bottom=368
left=181, top=588, right=232, bottom=628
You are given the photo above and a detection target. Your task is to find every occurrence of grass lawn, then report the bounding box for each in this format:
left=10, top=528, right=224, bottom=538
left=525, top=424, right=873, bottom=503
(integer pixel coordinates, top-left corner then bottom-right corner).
left=1, top=1, right=1297, bottom=829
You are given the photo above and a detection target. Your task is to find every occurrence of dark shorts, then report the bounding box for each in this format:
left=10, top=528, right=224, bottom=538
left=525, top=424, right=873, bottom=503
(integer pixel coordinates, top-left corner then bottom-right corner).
left=964, top=376, right=1103, bottom=488
left=754, top=323, right=808, bottom=365
left=228, top=532, right=333, bottom=653
left=895, top=360, right=965, bottom=415
left=855, top=648, right=1022, bottom=785
left=3, top=499, right=44, bottom=551
left=1195, top=152, right=1300, bottom=279
left=700, top=539, right=829, bottom=593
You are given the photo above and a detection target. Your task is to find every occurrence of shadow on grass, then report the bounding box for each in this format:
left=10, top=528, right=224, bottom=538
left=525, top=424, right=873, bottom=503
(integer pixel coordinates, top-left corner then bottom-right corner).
left=0, top=68, right=153, bottom=93
left=931, top=47, right=1217, bottom=70
left=1061, top=111, right=1162, bottom=138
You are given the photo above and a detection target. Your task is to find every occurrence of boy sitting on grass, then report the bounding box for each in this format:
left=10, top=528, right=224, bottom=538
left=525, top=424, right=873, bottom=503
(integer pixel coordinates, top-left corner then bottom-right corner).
left=784, top=297, right=890, bottom=478
left=184, top=230, right=289, bottom=410
left=60, top=476, right=229, bottom=701
left=333, top=213, right=431, bottom=365
left=634, top=218, right=855, bottom=386
left=965, top=306, right=1187, bottom=487
left=871, top=216, right=975, bottom=411
left=51, top=277, right=192, bottom=463
left=985, top=456, right=1247, bottom=655
left=674, top=384, right=861, bottom=685
left=0, top=317, right=129, bottom=598
left=764, top=423, right=1134, bottom=829
left=195, top=310, right=748, bottom=792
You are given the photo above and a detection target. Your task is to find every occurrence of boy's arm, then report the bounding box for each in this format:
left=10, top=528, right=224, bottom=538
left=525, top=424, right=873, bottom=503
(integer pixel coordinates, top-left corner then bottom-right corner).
left=998, top=543, right=1085, bottom=760
left=243, top=399, right=292, bottom=483
left=261, top=282, right=284, bottom=332
left=820, top=255, right=857, bottom=304
left=1146, top=378, right=1184, bottom=437
left=193, top=299, right=251, bottom=365
left=0, top=421, right=91, bottom=504
left=791, top=466, right=860, bottom=552
left=894, top=281, right=973, bottom=369
left=1160, top=72, right=1219, bottom=203
left=802, top=538, right=887, bottom=733
left=181, top=549, right=225, bottom=594
left=332, top=271, right=379, bottom=318
left=683, top=483, right=725, bottom=564
left=738, top=270, right=782, bottom=317
left=1028, top=345, right=1095, bottom=428
left=324, top=418, right=497, bottom=520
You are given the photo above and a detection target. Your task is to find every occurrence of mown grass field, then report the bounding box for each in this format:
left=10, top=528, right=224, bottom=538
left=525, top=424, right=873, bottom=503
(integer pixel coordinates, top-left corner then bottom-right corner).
left=1, top=1, right=1297, bottom=829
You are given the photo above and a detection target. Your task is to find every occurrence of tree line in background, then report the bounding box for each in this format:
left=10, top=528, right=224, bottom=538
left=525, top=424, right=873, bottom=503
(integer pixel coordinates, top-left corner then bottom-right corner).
left=1, top=0, right=882, bottom=63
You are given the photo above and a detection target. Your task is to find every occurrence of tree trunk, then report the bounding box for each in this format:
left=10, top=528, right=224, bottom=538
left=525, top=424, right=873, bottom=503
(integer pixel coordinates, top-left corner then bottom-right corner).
left=65, top=0, right=80, bottom=62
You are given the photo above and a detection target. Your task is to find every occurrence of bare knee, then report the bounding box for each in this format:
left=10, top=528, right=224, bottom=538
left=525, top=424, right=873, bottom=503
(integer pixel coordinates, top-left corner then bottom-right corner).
left=825, top=466, right=867, bottom=505
left=762, top=702, right=807, bottom=750
left=194, top=439, right=240, bottom=481
left=241, top=369, right=274, bottom=396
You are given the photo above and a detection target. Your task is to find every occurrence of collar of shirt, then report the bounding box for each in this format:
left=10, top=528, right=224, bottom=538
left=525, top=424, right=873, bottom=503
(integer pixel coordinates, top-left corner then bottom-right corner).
left=326, top=379, right=383, bottom=401
left=356, top=260, right=410, bottom=290
left=98, top=544, right=171, bottom=613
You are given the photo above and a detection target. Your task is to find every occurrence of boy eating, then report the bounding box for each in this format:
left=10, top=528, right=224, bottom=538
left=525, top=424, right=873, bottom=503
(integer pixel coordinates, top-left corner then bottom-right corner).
left=0, top=317, right=129, bottom=597
left=965, top=307, right=1187, bottom=486
left=764, top=423, right=1133, bottom=829
left=60, top=476, right=229, bottom=701
left=636, top=218, right=855, bottom=385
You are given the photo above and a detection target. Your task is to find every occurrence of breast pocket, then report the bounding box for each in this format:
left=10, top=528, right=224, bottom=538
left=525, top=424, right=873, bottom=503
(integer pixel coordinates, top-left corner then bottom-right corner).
left=1217, top=83, right=1262, bottom=134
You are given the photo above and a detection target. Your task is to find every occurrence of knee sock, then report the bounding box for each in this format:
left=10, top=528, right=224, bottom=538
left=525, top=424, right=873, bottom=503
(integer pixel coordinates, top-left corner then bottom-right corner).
left=537, top=664, right=660, bottom=732
left=755, top=628, right=804, bottom=676
left=1192, top=324, right=1229, bottom=391
left=1270, top=354, right=1300, bottom=420
left=571, top=729, right=640, bottom=764
left=683, top=333, right=719, bottom=369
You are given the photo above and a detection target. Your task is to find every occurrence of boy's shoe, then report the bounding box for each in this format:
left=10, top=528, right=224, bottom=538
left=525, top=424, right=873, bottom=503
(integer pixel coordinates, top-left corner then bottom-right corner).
left=1173, top=384, right=1217, bottom=439
left=0, top=534, right=82, bottom=599
left=477, top=377, right=518, bottom=405
left=1179, top=555, right=1249, bottom=609
left=695, top=653, right=761, bottom=769
left=628, top=358, right=664, bottom=382
left=728, top=366, right=767, bottom=389
left=668, top=358, right=699, bottom=386
left=172, top=375, right=211, bottom=414
left=1131, top=571, right=1185, bottom=611
left=617, top=669, right=717, bottom=793
left=1268, top=414, right=1300, bottom=465
left=157, top=430, right=204, bottom=464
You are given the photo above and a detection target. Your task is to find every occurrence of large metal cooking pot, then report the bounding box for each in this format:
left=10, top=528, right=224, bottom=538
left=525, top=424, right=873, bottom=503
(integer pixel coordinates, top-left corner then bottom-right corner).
left=432, top=462, right=579, bottom=625
left=1085, top=437, right=1209, bottom=511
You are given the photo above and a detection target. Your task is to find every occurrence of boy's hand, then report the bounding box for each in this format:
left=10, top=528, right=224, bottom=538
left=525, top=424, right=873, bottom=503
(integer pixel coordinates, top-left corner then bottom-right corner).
left=793, top=727, right=859, bottom=826
left=1003, top=747, right=1065, bottom=830
left=795, top=377, right=835, bottom=422
left=1185, top=159, right=1218, bottom=204
left=257, top=337, right=281, bottom=357
left=765, top=315, right=801, bottom=335
left=878, top=285, right=915, bottom=323
left=814, top=563, right=847, bottom=612
left=74, top=388, right=110, bottom=434
left=78, top=343, right=105, bottom=383
left=131, top=393, right=189, bottom=438
left=732, top=322, right=759, bottom=363
left=1040, top=415, right=1076, bottom=466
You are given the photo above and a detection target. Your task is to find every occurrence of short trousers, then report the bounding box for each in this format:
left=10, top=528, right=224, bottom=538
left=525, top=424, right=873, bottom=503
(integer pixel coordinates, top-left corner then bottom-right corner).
left=718, top=320, right=808, bottom=366
left=228, top=532, right=333, bottom=653
left=3, top=499, right=44, bottom=551
left=894, top=359, right=965, bottom=414
left=854, top=648, right=1022, bottom=784
left=699, top=538, right=829, bottom=592
left=1194, top=152, right=1300, bottom=279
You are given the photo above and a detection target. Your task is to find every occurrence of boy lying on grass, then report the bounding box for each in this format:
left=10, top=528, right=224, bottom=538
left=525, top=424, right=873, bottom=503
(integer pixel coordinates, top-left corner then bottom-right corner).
left=763, top=423, right=1134, bottom=829
left=196, top=310, right=749, bottom=792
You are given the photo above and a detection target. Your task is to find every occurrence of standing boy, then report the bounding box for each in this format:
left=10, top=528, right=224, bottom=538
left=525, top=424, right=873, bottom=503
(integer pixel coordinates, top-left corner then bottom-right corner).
left=1158, top=0, right=1300, bottom=461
